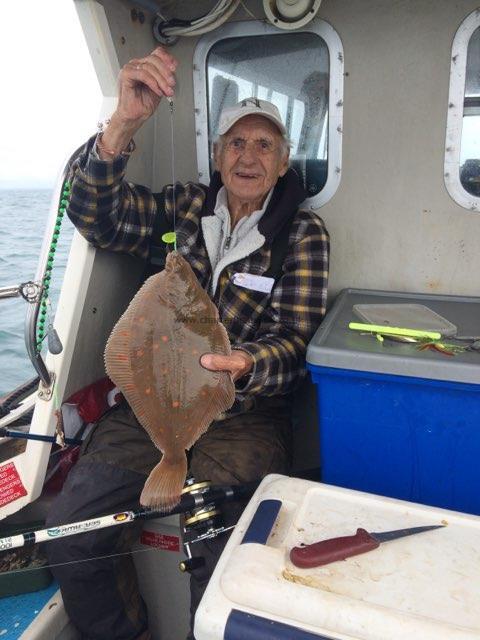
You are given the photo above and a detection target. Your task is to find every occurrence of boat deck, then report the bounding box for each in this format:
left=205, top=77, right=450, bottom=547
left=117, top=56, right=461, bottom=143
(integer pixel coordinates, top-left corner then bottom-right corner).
left=0, top=582, right=58, bottom=639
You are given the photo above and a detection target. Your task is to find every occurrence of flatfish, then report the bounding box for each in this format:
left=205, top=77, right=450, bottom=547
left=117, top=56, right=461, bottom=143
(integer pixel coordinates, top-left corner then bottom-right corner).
left=104, top=251, right=235, bottom=510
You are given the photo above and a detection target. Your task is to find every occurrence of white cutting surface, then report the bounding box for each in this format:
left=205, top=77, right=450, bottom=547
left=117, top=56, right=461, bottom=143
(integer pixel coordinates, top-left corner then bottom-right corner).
left=217, top=476, right=480, bottom=640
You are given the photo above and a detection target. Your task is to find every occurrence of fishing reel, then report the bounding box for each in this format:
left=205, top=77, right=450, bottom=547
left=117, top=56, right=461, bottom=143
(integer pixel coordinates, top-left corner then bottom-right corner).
left=179, top=477, right=234, bottom=574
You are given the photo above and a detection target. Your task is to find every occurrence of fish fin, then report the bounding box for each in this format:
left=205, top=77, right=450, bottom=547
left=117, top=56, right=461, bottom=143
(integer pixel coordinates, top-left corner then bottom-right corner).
left=140, top=453, right=188, bottom=511
left=104, top=273, right=164, bottom=443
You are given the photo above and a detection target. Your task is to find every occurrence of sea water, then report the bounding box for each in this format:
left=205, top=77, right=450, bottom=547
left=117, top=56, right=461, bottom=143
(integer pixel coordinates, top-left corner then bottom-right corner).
left=0, top=189, right=74, bottom=397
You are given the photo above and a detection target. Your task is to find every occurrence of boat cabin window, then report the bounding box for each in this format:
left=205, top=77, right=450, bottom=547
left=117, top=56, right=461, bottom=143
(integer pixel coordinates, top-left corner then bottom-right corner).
left=460, top=26, right=480, bottom=198
left=193, top=21, right=344, bottom=209
left=445, top=9, right=480, bottom=211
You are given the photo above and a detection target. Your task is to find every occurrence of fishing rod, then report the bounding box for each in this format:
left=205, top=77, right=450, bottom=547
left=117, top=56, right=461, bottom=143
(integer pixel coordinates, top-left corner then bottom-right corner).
left=0, top=482, right=257, bottom=553
left=0, top=426, right=82, bottom=446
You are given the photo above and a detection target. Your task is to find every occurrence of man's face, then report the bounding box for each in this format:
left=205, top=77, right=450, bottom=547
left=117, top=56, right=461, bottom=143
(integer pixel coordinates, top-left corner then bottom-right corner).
left=214, top=115, right=289, bottom=210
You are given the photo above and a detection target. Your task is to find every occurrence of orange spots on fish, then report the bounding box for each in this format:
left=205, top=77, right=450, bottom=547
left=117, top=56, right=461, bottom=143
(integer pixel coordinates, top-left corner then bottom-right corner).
left=161, top=368, right=168, bottom=375
left=161, top=335, right=169, bottom=343
left=145, top=387, right=151, bottom=395
left=153, top=343, right=160, bottom=350
left=125, top=383, right=135, bottom=390
left=192, top=349, right=199, bottom=355
left=119, top=331, right=131, bottom=338
left=116, top=354, right=128, bottom=361
left=172, top=401, right=180, bottom=408
left=136, top=349, right=144, bottom=357
left=138, top=316, right=145, bottom=323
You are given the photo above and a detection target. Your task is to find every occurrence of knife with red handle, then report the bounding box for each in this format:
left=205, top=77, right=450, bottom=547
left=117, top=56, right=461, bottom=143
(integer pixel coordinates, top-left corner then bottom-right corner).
left=290, top=525, right=444, bottom=569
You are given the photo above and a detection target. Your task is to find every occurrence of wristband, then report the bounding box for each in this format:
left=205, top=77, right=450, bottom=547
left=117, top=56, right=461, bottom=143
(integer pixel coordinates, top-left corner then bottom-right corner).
left=96, top=132, right=136, bottom=158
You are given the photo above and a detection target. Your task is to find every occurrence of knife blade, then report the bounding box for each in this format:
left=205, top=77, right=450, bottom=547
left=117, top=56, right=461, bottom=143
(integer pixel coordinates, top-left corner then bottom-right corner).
left=290, top=524, right=445, bottom=569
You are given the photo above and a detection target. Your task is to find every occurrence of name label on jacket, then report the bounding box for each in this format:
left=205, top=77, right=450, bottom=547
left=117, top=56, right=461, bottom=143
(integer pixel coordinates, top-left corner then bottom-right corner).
left=232, top=272, right=275, bottom=294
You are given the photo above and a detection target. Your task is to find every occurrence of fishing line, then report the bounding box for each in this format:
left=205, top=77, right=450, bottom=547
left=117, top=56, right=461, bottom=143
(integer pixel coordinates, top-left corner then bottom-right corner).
left=168, top=97, right=177, bottom=252
left=1, top=545, right=165, bottom=578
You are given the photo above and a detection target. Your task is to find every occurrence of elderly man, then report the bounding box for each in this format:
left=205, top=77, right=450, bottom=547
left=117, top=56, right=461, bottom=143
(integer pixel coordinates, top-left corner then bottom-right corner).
left=46, top=47, right=329, bottom=640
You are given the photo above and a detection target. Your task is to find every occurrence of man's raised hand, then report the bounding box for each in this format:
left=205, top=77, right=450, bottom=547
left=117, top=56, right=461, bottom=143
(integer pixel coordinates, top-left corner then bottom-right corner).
left=98, top=47, right=178, bottom=158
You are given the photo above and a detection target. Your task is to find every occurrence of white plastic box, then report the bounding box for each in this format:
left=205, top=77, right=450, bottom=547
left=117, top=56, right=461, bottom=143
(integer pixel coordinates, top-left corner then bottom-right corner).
left=195, top=474, right=480, bottom=640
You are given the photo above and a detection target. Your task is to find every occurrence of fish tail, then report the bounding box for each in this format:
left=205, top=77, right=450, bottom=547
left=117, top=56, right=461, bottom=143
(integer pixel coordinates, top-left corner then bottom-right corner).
left=140, top=453, right=188, bottom=511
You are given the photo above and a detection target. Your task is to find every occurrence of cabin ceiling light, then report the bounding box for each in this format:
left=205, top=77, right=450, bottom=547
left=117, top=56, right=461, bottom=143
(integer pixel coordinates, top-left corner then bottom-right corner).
left=263, top=0, right=322, bottom=29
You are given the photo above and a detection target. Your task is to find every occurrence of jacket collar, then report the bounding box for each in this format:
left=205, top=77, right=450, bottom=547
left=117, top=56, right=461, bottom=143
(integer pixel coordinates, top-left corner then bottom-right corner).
left=204, top=168, right=306, bottom=244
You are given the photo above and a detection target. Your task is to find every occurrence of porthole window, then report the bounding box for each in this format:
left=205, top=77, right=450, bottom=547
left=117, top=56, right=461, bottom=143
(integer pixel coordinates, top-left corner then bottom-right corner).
left=445, top=9, right=480, bottom=211
left=193, top=20, right=344, bottom=209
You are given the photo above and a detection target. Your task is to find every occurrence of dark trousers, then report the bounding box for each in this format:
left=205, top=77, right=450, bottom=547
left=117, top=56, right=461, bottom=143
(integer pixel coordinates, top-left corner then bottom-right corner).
left=46, top=399, right=292, bottom=640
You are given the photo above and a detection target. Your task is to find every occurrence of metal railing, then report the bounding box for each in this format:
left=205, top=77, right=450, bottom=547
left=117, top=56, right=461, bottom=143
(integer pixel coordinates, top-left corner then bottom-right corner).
left=23, top=165, right=71, bottom=388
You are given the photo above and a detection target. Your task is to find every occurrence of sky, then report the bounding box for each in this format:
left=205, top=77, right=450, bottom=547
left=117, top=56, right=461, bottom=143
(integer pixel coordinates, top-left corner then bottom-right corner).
left=0, top=1, right=103, bottom=189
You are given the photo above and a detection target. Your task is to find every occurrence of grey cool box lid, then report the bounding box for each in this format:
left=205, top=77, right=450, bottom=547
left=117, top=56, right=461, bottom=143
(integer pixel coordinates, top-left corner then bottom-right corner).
left=307, top=289, right=480, bottom=385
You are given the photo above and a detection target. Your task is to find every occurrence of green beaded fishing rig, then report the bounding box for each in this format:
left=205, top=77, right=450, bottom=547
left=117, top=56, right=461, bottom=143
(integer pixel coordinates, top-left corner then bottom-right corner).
left=36, top=180, right=71, bottom=352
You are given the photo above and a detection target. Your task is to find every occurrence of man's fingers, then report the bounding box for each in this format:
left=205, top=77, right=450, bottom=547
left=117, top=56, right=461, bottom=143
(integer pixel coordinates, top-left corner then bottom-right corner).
left=200, top=354, right=231, bottom=372
left=200, top=352, right=253, bottom=382
left=123, top=62, right=165, bottom=97
left=141, top=58, right=176, bottom=95
left=151, top=46, right=178, bottom=71
left=126, top=58, right=175, bottom=97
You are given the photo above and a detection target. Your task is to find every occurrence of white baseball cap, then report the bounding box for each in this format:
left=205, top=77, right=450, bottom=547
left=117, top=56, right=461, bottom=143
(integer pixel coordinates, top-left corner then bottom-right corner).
left=218, top=98, right=287, bottom=136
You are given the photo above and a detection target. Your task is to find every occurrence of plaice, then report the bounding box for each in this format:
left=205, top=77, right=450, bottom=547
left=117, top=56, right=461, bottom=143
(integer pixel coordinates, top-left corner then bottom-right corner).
left=104, top=251, right=236, bottom=511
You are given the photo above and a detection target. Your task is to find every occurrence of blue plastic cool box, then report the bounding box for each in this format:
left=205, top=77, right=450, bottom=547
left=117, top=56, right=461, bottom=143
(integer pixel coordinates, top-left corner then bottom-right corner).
left=306, top=289, right=480, bottom=516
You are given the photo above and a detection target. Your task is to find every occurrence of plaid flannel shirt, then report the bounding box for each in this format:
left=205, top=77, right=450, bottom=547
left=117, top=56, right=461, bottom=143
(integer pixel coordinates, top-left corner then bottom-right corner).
left=66, top=135, right=329, bottom=408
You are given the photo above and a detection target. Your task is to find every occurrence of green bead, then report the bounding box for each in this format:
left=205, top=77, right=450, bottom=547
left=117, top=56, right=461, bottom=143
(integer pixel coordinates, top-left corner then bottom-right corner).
left=162, top=231, right=177, bottom=245
left=40, top=309, right=47, bottom=317
left=60, top=199, right=68, bottom=206
left=58, top=207, right=65, bottom=214
left=51, top=239, right=58, bottom=246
